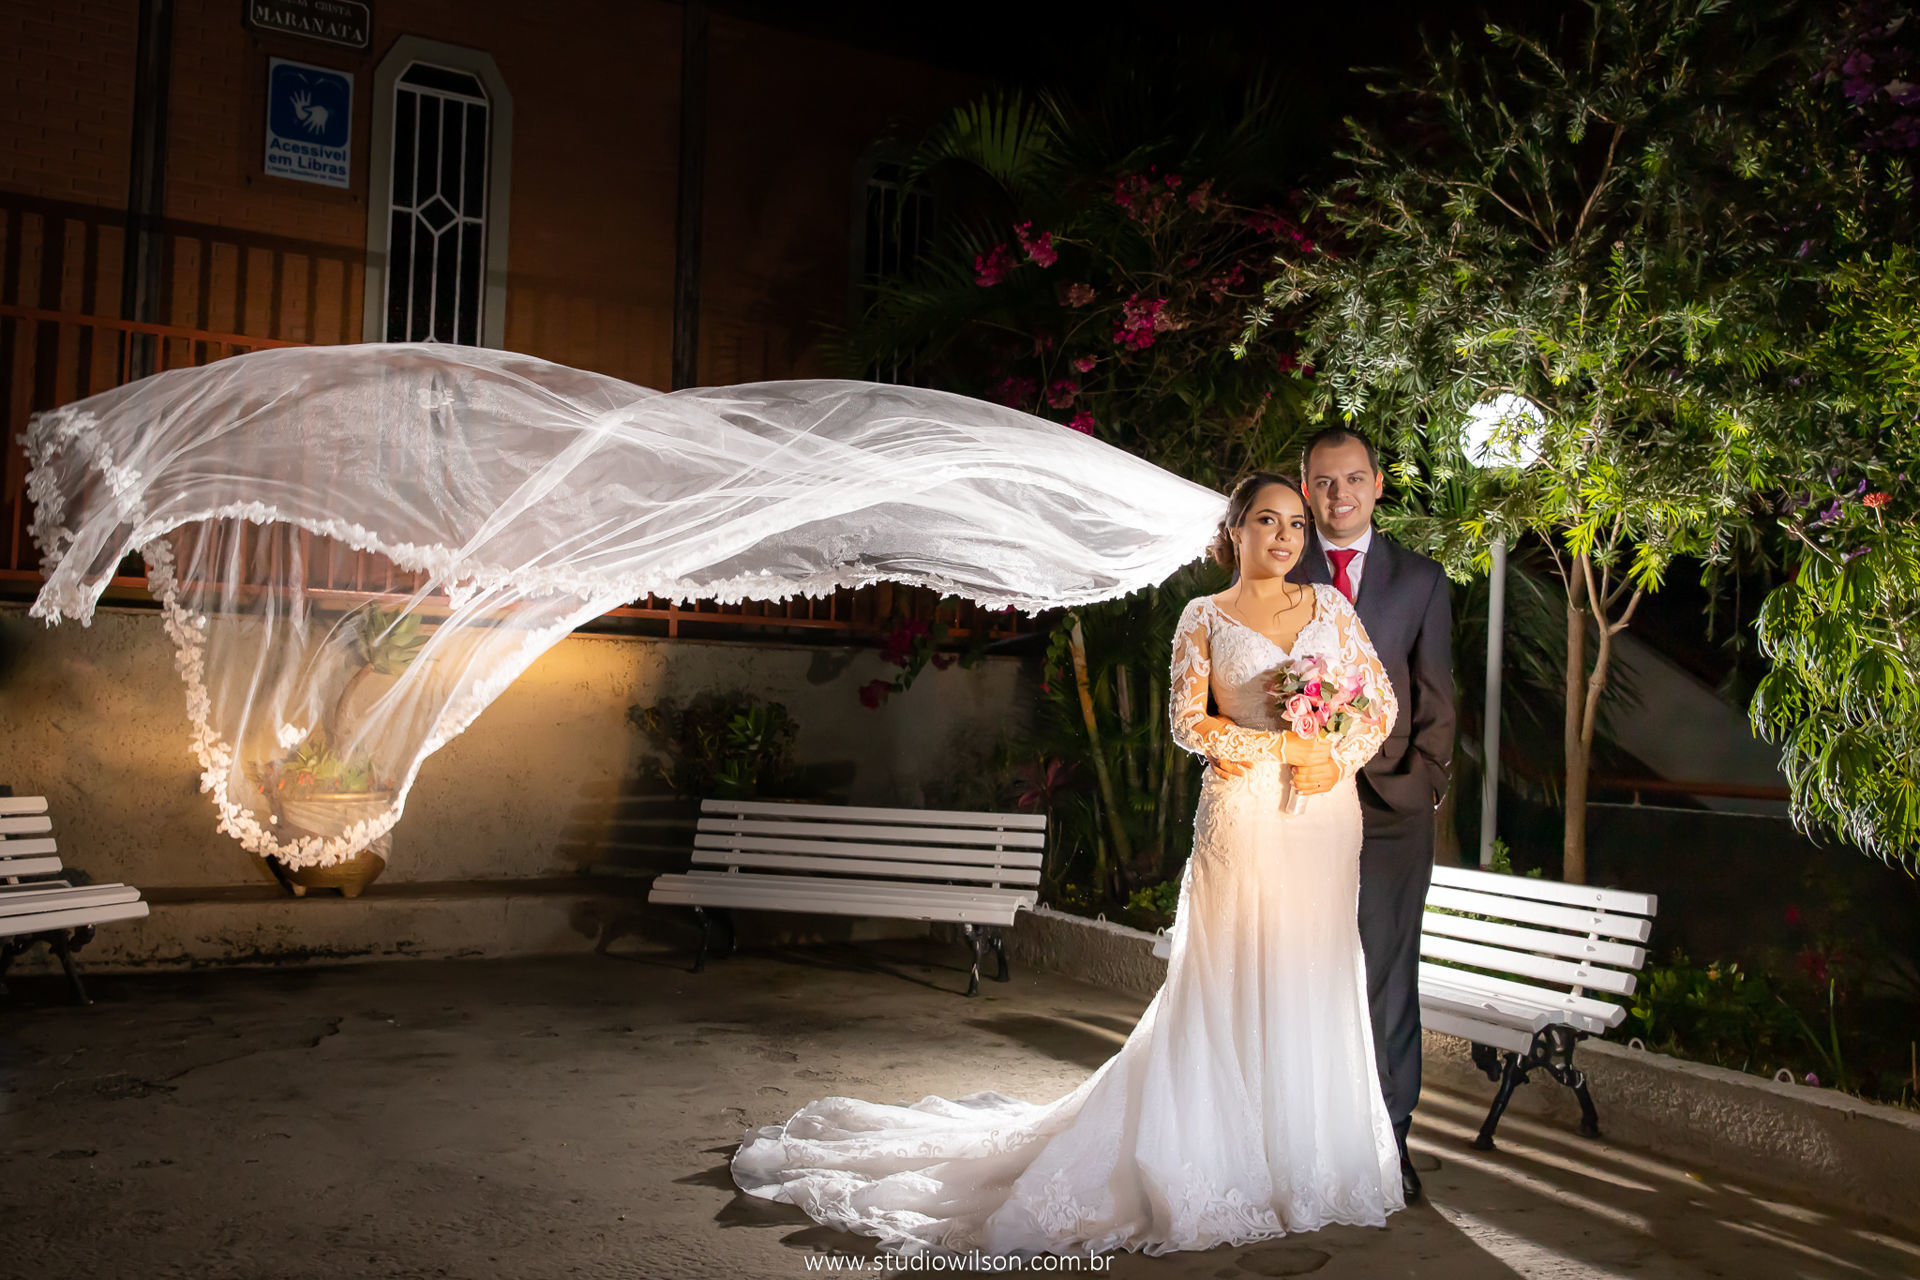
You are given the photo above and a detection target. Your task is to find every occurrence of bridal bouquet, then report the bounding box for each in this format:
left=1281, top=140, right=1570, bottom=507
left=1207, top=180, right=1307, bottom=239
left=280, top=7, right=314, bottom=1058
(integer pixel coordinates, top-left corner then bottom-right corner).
left=1267, top=654, right=1385, bottom=813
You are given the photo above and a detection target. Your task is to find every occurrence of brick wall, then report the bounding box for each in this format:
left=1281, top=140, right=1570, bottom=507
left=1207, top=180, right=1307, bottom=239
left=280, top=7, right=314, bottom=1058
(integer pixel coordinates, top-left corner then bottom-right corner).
left=2, top=0, right=976, bottom=388
left=0, top=0, right=138, bottom=206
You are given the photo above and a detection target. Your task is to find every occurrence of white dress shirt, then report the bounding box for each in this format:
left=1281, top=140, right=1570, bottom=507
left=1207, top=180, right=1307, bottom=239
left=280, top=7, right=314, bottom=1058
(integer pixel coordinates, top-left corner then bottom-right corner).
left=1320, top=525, right=1373, bottom=599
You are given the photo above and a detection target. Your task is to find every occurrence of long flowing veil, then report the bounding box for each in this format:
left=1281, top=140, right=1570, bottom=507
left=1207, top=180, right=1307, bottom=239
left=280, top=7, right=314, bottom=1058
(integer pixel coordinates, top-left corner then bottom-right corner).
left=23, top=344, right=1226, bottom=868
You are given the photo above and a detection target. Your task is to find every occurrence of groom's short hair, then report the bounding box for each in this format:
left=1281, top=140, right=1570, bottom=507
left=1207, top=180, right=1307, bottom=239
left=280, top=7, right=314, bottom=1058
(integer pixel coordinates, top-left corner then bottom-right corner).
left=1302, top=426, right=1381, bottom=478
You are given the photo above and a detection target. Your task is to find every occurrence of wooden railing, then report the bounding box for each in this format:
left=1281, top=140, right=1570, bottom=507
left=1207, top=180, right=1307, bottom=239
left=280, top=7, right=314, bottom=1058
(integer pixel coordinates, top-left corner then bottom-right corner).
left=0, top=190, right=1026, bottom=645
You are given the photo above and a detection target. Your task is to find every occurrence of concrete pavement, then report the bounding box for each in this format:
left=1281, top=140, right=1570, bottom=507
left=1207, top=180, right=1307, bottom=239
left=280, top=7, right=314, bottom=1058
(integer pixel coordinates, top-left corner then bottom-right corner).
left=2, top=942, right=1915, bottom=1280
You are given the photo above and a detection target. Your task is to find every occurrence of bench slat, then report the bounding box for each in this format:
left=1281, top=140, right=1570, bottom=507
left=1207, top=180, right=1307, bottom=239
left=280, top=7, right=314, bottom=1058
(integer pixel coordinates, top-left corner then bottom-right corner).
left=0, top=857, right=64, bottom=880
left=1429, top=865, right=1656, bottom=918
left=673, top=870, right=1039, bottom=905
left=695, top=832, right=1044, bottom=871
left=1419, top=962, right=1627, bottom=1028
left=0, top=796, right=50, bottom=816
left=687, top=849, right=1042, bottom=886
left=650, top=875, right=1032, bottom=927
left=1420, top=973, right=1614, bottom=1035
left=0, top=815, right=54, bottom=836
left=1421, top=935, right=1638, bottom=996
left=0, top=899, right=149, bottom=938
left=1424, top=885, right=1651, bottom=943
left=1421, top=990, right=1555, bottom=1035
left=700, top=817, right=1045, bottom=850
left=0, top=837, right=59, bottom=860
left=700, top=798, right=1046, bottom=831
left=1422, top=1007, right=1539, bottom=1056
left=1421, top=911, right=1647, bottom=970
left=0, top=885, right=142, bottom=918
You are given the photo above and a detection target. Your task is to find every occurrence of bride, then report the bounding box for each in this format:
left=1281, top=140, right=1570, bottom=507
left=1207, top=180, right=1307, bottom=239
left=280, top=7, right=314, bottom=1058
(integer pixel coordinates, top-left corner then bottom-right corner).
left=732, top=471, right=1404, bottom=1257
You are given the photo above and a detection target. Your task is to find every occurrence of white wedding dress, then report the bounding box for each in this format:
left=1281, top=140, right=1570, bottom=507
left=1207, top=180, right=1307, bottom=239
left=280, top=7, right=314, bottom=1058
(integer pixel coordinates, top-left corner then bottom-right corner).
left=732, top=584, right=1404, bottom=1257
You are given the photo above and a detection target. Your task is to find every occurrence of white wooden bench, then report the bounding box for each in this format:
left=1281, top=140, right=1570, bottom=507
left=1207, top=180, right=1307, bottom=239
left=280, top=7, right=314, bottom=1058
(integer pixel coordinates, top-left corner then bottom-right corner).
left=1149, top=862, right=1656, bottom=1149
left=647, top=799, right=1045, bottom=996
left=1419, top=864, right=1656, bottom=1149
left=1, top=795, right=150, bottom=1005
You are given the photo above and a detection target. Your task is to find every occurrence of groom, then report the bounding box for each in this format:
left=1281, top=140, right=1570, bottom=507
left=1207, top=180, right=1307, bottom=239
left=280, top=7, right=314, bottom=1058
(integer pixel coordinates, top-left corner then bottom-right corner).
left=1290, top=426, right=1455, bottom=1201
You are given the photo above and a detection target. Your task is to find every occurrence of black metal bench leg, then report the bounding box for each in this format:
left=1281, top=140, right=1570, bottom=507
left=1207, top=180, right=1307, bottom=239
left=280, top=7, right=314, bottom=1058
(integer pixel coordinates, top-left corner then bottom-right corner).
left=961, top=924, right=987, bottom=998
left=989, top=927, right=1009, bottom=983
left=689, top=908, right=736, bottom=974
left=1572, top=1073, right=1602, bottom=1139
left=692, top=907, right=713, bottom=974
left=1473, top=1051, right=1522, bottom=1151
left=51, top=933, right=90, bottom=1007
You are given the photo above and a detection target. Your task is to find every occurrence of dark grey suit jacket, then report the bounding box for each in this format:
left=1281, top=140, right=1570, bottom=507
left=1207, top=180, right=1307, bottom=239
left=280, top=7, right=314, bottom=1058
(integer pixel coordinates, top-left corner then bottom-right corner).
left=1293, top=531, right=1455, bottom=825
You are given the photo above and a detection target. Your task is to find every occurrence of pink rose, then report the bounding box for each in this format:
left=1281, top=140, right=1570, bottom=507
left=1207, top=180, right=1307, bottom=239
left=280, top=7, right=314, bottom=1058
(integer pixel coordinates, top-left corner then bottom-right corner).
left=1285, top=694, right=1316, bottom=726
left=1294, top=710, right=1324, bottom=738
left=1304, top=680, right=1322, bottom=698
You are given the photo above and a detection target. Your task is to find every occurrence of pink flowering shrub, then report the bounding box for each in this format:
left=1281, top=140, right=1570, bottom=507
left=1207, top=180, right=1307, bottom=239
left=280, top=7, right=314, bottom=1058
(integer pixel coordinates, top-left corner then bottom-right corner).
left=974, top=243, right=1014, bottom=286
left=1112, top=294, right=1168, bottom=351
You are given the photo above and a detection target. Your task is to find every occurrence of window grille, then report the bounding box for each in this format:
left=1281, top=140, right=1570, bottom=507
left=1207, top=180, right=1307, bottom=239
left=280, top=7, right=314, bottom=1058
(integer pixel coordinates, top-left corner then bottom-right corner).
left=384, top=64, right=490, bottom=344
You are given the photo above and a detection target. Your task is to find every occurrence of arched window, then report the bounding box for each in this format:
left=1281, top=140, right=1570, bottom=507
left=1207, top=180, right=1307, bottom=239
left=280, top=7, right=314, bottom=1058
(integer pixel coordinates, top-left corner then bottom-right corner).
left=363, top=38, right=513, bottom=347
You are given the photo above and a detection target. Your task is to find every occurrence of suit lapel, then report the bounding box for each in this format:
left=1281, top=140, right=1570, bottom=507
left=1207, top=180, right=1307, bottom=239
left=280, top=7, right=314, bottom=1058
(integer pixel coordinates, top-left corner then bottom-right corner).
left=1294, top=532, right=1333, bottom=587
left=1353, top=530, right=1392, bottom=629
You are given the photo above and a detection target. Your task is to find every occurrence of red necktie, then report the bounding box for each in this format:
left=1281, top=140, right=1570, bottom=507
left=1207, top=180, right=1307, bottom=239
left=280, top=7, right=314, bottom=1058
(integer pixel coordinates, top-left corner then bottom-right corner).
left=1328, top=548, right=1359, bottom=603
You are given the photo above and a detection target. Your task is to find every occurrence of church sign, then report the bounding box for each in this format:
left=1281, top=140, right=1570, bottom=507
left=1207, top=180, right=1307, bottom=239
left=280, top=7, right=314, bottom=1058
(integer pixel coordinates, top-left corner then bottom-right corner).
left=263, top=58, right=353, bottom=189
left=245, top=0, right=371, bottom=50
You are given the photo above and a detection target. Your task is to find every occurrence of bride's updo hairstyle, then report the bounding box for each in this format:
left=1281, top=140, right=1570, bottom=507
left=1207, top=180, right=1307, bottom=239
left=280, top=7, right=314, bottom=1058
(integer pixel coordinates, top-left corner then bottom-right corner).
left=1210, top=471, right=1310, bottom=571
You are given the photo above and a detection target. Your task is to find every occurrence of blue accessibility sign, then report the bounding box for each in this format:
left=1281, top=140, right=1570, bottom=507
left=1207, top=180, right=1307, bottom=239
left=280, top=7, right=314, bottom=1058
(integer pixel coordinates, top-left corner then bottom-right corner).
left=264, top=58, right=352, bottom=188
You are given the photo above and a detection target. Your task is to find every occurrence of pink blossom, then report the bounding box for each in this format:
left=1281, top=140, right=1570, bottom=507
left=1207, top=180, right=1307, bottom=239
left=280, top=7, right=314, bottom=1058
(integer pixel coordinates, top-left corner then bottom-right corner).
left=974, top=243, right=1014, bottom=287
left=1014, top=221, right=1058, bottom=268
left=1066, top=411, right=1096, bottom=434
left=1285, top=694, right=1317, bottom=725
left=1065, top=282, right=1096, bottom=308
left=1112, top=172, right=1173, bottom=221
left=1046, top=378, right=1079, bottom=409
left=1294, top=710, right=1325, bottom=738
left=1071, top=354, right=1097, bottom=373
left=994, top=375, right=1037, bottom=408
left=1304, top=680, right=1322, bottom=699
left=1112, top=294, right=1167, bottom=351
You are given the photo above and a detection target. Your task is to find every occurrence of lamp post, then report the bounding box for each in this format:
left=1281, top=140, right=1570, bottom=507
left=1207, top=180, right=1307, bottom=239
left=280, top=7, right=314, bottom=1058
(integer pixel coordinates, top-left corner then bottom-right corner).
left=1462, top=394, right=1543, bottom=868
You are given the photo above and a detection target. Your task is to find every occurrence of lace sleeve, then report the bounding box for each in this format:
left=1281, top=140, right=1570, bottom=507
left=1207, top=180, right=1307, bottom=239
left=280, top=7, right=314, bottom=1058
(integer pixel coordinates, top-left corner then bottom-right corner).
left=1168, top=598, right=1285, bottom=764
left=1328, top=589, right=1398, bottom=780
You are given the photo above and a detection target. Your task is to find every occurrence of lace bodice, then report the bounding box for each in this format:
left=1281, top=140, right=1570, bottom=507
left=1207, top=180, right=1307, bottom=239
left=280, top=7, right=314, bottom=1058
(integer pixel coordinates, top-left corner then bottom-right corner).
left=1168, top=587, right=1398, bottom=780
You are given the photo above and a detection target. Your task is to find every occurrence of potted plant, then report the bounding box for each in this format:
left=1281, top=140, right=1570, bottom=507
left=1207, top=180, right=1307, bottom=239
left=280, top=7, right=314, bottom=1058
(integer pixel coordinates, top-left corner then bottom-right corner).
left=249, top=603, right=428, bottom=897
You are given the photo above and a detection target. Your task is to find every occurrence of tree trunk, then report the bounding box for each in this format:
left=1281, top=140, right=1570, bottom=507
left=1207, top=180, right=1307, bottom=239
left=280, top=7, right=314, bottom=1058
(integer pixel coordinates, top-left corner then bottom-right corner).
left=1563, top=559, right=1590, bottom=885
left=1068, top=617, right=1132, bottom=889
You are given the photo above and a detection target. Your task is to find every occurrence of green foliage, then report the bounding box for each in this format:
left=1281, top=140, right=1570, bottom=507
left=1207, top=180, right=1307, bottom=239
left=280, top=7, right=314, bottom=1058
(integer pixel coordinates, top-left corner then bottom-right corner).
left=251, top=602, right=432, bottom=801
left=1250, top=0, right=1794, bottom=585
left=1749, top=249, right=1920, bottom=867
left=351, top=603, right=427, bottom=675
left=629, top=693, right=799, bottom=800
left=850, top=76, right=1317, bottom=489
left=1240, top=0, right=1813, bottom=878
left=1126, top=877, right=1181, bottom=922
left=1624, top=954, right=1804, bottom=1073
